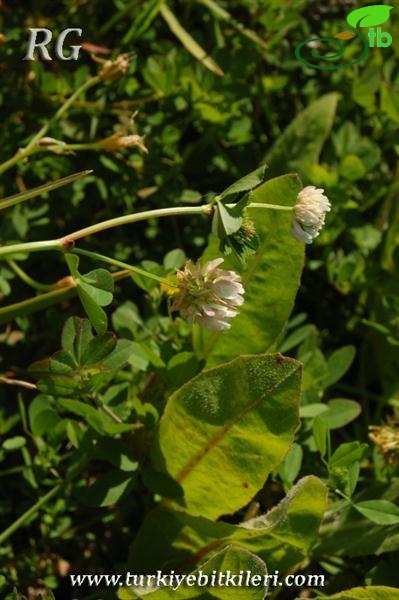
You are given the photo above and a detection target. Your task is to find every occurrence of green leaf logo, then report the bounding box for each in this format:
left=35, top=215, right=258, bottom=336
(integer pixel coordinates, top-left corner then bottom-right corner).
left=347, top=5, right=393, bottom=29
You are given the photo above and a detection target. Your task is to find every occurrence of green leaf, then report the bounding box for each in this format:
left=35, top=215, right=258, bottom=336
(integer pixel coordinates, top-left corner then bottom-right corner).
left=151, top=354, right=301, bottom=519
left=122, top=546, right=268, bottom=599
left=353, top=500, right=399, bottom=526
left=315, top=586, right=399, bottom=600
left=212, top=195, right=259, bottom=263
left=300, top=403, right=328, bottom=419
left=278, top=442, right=303, bottom=486
left=381, top=84, right=399, bottom=124
left=128, top=476, right=327, bottom=575
left=100, top=339, right=136, bottom=370
left=218, top=164, right=267, bottom=200
left=166, top=352, right=203, bottom=391
left=313, top=416, right=329, bottom=458
left=329, top=442, right=367, bottom=470
left=122, top=0, right=164, bottom=43
left=61, top=317, right=93, bottom=364
left=340, top=155, right=366, bottom=181
left=65, top=254, right=114, bottom=334
left=30, top=318, right=134, bottom=397
left=74, top=470, right=136, bottom=507
left=65, top=253, right=79, bottom=278
left=94, top=439, right=138, bottom=472
left=201, top=174, right=304, bottom=367
left=265, top=94, right=339, bottom=179
left=80, top=332, right=117, bottom=366
left=2, top=436, right=26, bottom=451
left=75, top=286, right=108, bottom=335
left=159, top=3, right=224, bottom=76
left=347, top=5, right=393, bottom=28
left=279, top=324, right=314, bottom=353
left=324, top=345, right=356, bottom=387
left=0, top=170, right=92, bottom=212
left=213, top=199, right=245, bottom=237
left=29, top=395, right=61, bottom=436
left=50, top=350, right=77, bottom=375
left=58, top=398, right=106, bottom=433
left=80, top=269, right=114, bottom=306
left=319, top=399, right=361, bottom=430
left=315, top=480, right=399, bottom=558
left=163, top=248, right=186, bottom=271
left=196, top=0, right=268, bottom=50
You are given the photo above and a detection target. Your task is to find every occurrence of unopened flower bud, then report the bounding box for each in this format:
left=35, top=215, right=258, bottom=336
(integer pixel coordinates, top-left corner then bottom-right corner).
left=98, top=133, right=148, bottom=153
left=99, top=55, right=129, bottom=81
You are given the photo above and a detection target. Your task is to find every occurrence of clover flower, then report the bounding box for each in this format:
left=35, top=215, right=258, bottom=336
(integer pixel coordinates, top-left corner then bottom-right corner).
left=292, top=186, right=331, bottom=244
left=171, top=258, right=244, bottom=330
left=369, top=418, right=399, bottom=465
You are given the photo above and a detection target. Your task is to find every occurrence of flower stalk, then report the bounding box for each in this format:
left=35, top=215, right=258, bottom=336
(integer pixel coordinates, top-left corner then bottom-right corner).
left=72, top=247, right=178, bottom=288
left=0, top=201, right=292, bottom=260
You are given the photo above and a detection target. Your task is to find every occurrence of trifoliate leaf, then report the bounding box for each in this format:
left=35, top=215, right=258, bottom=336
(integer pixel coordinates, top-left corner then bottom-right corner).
left=212, top=195, right=259, bottom=264
left=65, top=253, right=114, bottom=334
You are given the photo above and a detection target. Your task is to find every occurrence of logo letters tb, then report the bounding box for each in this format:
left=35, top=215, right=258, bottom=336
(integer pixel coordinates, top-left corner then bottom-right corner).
left=24, top=28, right=82, bottom=61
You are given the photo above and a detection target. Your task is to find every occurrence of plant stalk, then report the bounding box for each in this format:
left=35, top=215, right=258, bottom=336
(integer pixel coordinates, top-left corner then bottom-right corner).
left=0, top=482, right=63, bottom=545
left=72, top=247, right=178, bottom=288
left=0, top=76, right=100, bottom=175
left=0, top=201, right=292, bottom=260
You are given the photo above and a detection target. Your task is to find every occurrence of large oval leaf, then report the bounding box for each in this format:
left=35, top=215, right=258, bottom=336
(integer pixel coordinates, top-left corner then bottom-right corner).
left=121, top=546, right=268, bottom=599
left=315, top=586, right=399, bottom=600
left=201, top=174, right=304, bottom=368
left=128, top=476, right=326, bottom=575
left=347, top=5, right=393, bottom=29
left=151, top=353, right=301, bottom=519
left=265, top=93, right=338, bottom=178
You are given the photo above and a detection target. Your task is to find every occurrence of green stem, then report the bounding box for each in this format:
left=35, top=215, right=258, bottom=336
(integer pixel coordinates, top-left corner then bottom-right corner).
left=0, top=201, right=291, bottom=260
left=28, top=142, right=103, bottom=156
left=0, top=445, right=95, bottom=545
left=63, top=204, right=212, bottom=243
left=247, top=203, right=293, bottom=211
left=72, top=247, right=178, bottom=288
left=7, top=259, right=53, bottom=292
left=0, top=239, right=62, bottom=259
left=334, top=488, right=352, bottom=503
left=0, top=76, right=100, bottom=175
left=0, top=482, right=63, bottom=545
left=0, top=270, right=129, bottom=326
left=91, top=396, right=123, bottom=424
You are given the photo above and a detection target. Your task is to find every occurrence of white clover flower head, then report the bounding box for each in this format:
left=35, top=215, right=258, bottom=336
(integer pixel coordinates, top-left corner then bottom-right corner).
left=171, top=258, right=244, bottom=330
left=292, top=185, right=331, bottom=244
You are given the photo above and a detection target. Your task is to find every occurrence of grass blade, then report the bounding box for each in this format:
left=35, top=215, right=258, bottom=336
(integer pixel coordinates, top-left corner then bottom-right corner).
left=197, top=0, right=267, bottom=49
left=0, top=170, right=92, bottom=212
left=159, top=3, right=224, bottom=76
